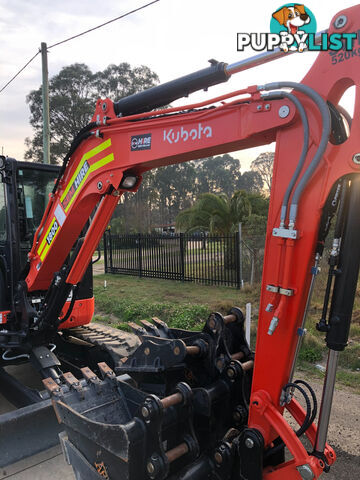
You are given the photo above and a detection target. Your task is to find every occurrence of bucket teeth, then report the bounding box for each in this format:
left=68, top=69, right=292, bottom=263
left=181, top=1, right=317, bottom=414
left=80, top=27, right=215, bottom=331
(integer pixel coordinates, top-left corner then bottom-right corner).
left=43, top=377, right=62, bottom=396
left=128, top=322, right=147, bottom=336
left=140, top=319, right=161, bottom=336
left=151, top=317, right=171, bottom=338
left=128, top=317, right=172, bottom=340
left=98, top=362, right=116, bottom=380
left=62, top=372, right=84, bottom=398
left=80, top=367, right=103, bottom=393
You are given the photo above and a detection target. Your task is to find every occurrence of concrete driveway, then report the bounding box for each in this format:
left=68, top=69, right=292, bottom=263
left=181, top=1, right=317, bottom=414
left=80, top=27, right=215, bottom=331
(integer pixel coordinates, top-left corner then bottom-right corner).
left=0, top=364, right=74, bottom=480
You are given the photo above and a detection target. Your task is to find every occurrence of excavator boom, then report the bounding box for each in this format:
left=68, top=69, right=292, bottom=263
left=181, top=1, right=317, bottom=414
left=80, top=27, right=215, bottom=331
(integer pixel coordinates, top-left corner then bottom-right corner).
left=18, top=4, right=360, bottom=479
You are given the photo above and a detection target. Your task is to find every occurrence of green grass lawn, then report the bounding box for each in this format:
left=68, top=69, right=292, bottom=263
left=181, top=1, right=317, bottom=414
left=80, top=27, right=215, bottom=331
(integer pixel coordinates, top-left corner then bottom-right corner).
left=93, top=274, right=258, bottom=330
left=93, top=274, right=360, bottom=393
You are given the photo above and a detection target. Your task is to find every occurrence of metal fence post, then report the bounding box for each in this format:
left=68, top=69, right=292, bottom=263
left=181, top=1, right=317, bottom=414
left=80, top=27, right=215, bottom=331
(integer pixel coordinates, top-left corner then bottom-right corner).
left=108, top=233, right=113, bottom=272
left=238, top=223, right=243, bottom=288
left=250, top=253, right=255, bottom=285
left=235, top=231, right=241, bottom=289
left=138, top=233, right=142, bottom=277
left=180, top=233, right=185, bottom=282
left=103, top=233, right=108, bottom=273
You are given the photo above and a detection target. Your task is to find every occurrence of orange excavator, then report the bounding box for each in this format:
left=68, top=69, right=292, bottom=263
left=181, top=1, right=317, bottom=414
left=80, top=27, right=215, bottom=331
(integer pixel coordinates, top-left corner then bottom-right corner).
left=1, top=4, right=360, bottom=479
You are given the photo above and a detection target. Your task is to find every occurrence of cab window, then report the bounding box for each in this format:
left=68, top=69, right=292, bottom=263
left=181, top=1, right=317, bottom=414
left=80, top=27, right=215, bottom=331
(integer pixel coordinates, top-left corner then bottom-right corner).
left=17, top=168, right=57, bottom=248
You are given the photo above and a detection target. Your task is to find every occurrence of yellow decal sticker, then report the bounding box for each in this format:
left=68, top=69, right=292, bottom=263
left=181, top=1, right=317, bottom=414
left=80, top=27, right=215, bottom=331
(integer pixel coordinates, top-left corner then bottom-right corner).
left=37, top=138, right=114, bottom=261
left=61, top=138, right=114, bottom=212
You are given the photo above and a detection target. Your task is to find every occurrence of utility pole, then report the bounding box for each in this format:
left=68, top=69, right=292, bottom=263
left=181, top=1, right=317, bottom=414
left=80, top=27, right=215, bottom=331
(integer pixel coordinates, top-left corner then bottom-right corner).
left=41, top=42, right=50, bottom=164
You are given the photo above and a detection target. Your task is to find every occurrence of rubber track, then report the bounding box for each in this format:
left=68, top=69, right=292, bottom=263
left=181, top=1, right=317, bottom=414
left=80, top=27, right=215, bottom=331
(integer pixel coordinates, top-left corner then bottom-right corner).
left=68, top=322, right=140, bottom=367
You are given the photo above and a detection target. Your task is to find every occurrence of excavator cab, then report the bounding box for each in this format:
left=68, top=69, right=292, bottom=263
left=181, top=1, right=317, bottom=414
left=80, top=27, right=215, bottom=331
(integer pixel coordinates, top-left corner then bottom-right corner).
left=0, top=158, right=59, bottom=308
left=0, top=156, right=93, bottom=329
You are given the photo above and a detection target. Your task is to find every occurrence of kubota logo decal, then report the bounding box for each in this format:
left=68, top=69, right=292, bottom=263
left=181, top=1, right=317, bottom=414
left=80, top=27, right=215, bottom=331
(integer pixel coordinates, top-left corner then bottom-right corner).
left=163, top=123, right=212, bottom=144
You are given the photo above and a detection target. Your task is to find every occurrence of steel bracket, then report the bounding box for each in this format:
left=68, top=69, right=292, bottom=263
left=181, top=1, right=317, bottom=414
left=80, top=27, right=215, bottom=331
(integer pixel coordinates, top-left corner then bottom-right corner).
left=273, top=228, right=298, bottom=239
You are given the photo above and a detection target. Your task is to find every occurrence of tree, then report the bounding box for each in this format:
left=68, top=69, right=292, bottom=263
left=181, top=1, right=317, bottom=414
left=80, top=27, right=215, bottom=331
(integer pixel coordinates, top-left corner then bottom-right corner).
left=247, top=192, right=269, bottom=217
left=25, top=63, right=159, bottom=164
left=176, top=190, right=252, bottom=235
left=94, top=63, right=159, bottom=99
left=251, top=152, right=274, bottom=192
left=113, top=153, right=266, bottom=233
left=238, top=170, right=263, bottom=192
left=194, top=154, right=243, bottom=197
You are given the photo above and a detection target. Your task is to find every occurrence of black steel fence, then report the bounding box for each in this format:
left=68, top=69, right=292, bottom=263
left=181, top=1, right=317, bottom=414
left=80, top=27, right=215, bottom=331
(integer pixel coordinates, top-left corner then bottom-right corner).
left=103, top=230, right=265, bottom=287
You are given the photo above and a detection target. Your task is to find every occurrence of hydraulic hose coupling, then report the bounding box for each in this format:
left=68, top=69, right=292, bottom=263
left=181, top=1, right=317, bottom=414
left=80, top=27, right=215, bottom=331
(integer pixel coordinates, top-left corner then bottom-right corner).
left=268, top=316, right=279, bottom=335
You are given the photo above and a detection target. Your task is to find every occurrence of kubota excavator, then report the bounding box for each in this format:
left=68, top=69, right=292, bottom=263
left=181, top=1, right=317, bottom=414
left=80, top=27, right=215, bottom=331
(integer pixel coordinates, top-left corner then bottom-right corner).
left=1, top=4, right=360, bottom=479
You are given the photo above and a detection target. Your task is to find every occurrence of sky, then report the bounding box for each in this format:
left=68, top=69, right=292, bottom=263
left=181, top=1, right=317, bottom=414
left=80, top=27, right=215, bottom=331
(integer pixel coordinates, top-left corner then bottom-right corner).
left=0, top=0, right=357, bottom=171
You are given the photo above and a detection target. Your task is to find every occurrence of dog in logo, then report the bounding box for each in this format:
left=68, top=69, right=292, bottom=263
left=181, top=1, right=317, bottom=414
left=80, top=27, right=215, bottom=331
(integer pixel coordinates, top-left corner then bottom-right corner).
left=272, top=4, right=310, bottom=52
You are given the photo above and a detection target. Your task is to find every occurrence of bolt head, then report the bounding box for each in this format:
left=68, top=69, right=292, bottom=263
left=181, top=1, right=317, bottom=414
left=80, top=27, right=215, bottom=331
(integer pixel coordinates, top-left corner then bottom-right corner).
left=297, top=464, right=314, bottom=480
left=147, top=461, right=155, bottom=475
left=257, top=105, right=262, bottom=111
left=226, top=367, right=235, bottom=378
left=278, top=105, right=290, bottom=118
left=216, top=358, right=224, bottom=370
left=214, top=452, right=223, bottom=464
left=245, top=437, right=254, bottom=449
left=334, top=15, right=347, bottom=29
left=141, top=406, right=150, bottom=418
left=173, top=346, right=180, bottom=355
left=352, top=153, right=360, bottom=165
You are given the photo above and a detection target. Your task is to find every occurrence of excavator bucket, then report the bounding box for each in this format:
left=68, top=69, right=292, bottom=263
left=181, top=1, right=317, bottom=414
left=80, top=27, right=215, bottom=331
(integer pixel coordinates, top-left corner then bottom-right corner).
left=53, top=370, right=150, bottom=480
left=45, top=308, right=256, bottom=480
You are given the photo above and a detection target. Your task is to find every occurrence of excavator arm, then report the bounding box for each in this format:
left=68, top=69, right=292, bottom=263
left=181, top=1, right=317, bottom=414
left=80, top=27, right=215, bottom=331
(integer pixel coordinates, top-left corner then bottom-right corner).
left=30, top=4, right=360, bottom=479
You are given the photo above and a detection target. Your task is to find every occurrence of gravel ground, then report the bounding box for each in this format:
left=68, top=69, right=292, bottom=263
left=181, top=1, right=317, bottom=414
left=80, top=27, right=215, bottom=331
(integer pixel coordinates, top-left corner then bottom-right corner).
left=291, top=374, right=360, bottom=479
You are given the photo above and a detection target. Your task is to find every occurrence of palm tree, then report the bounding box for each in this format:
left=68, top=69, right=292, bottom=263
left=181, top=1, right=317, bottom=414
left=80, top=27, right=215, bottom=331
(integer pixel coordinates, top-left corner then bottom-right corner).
left=176, top=191, right=252, bottom=234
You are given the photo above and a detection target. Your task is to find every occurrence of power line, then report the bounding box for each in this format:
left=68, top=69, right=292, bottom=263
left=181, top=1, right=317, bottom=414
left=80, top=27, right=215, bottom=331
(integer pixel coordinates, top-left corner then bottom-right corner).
left=0, top=50, right=40, bottom=94
left=0, top=0, right=161, bottom=94
left=48, top=0, right=160, bottom=49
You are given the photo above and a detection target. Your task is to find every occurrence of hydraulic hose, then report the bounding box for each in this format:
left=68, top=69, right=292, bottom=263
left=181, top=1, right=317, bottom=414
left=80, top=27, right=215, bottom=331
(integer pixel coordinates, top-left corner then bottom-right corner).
left=264, top=381, right=314, bottom=460
left=262, top=91, right=309, bottom=226
left=294, top=379, right=318, bottom=429
left=260, top=82, right=331, bottom=227
left=52, top=122, right=97, bottom=194
left=58, top=284, right=79, bottom=325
